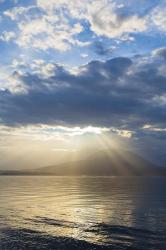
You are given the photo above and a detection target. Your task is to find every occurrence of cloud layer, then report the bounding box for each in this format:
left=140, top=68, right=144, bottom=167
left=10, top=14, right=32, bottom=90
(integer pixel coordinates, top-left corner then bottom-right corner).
left=0, top=49, right=165, bottom=133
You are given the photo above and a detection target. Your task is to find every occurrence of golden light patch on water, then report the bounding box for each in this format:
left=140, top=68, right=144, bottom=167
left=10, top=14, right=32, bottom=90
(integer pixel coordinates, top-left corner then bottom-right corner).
left=0, top=176, right=138, bottom=245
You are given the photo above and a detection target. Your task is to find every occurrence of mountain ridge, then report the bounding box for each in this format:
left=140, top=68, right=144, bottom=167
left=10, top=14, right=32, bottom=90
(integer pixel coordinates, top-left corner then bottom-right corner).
left=0, top=150, right=165, bottom=176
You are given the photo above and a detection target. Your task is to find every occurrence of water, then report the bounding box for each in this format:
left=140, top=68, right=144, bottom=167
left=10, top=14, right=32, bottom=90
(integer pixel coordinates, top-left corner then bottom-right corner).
left=0, top=176, right=166, bottom=249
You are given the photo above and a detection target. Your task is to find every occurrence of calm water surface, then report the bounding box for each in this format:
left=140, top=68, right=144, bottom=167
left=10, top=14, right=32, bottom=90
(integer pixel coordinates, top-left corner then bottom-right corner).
left=0, top=176, right=166, bottom=249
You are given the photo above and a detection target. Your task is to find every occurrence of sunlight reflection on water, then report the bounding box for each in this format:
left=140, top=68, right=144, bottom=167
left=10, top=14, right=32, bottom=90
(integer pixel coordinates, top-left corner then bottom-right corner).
left=0, top=176, right=166, bottom=249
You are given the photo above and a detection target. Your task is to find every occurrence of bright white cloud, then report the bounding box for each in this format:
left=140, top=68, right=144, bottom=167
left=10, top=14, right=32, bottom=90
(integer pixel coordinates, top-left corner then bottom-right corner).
left=0, top=124, right=134, bottom=141
left=85, top=1, right=147, bottom=38
left=0, top=124, right=110, bottom=141
left=16, top=13, right=86, bottom=51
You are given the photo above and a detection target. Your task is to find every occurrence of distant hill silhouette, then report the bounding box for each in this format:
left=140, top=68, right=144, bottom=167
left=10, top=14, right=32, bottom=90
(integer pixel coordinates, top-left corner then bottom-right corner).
left=0, top=150, right=165, bottom=176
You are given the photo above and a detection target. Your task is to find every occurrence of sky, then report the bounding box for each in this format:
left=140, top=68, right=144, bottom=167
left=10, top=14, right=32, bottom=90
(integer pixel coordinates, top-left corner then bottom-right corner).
left=0, top=0, right=165, bottom=169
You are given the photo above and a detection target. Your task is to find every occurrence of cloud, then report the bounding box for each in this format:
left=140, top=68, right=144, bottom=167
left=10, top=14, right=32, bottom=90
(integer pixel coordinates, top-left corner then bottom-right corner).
left=0, top=31, right=16, bottom=42
left=81, top=54, right=89, bottom=58
left=85, top=1, right=147, bottom=38
left=0, top=49, right=165, bottom=131
left=0, top=124, right=109, bottom=140
left=37, top=0, right=148, bottom=38
left=16, top=16, right=85, bottom=51
left=36, top=0, right=150, bottom=41
left=2, top=0, right=165, bottom=52
left=92, top=41, right=116, bottom=56
left=4, top=4, right=87, bottom=51
left=150, top=7, right=166, bottom=31
left=153, top=47, right=166, bottom=59
left=4, top=6, right=31, bottom=20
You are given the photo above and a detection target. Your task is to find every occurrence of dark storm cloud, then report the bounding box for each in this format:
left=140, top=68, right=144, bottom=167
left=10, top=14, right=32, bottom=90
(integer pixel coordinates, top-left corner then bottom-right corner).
left=0, top=53, right=165, bottom=129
